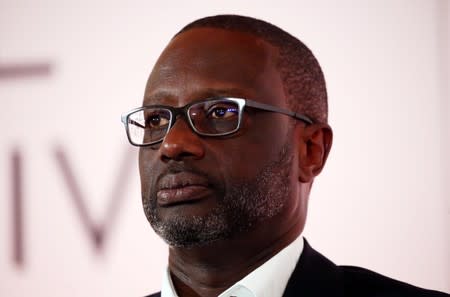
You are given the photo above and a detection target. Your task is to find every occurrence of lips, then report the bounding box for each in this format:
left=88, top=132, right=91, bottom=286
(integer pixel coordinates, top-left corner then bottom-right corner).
left=156, top=172, right=212, bottom=206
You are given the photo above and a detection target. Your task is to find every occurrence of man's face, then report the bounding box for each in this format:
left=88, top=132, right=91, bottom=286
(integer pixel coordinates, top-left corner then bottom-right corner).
left=139, top=28, right=301, bottom=247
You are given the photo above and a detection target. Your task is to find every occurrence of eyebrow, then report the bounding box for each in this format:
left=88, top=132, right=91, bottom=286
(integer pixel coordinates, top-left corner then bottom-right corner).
left=197, top=87, right=250, bottom=99
left=143, top=90, right=177, bottom=105
left=144, top=87, right=251, bottom=106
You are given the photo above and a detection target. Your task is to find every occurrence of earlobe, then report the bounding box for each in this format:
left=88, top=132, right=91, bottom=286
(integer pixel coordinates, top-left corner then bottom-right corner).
left=297, top=123, right=333, bottom=183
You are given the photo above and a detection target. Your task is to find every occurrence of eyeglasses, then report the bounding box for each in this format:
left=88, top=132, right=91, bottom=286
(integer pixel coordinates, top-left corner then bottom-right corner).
left=121, top=97, right=313, bottom=146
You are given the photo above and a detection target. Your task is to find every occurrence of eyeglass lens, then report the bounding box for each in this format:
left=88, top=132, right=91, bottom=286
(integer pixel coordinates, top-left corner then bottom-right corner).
left=127, top=99, right=240, bottom=145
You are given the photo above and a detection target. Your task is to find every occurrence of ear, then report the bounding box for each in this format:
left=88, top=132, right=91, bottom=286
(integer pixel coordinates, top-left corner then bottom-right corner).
left=297, top=123, right=333, bottom=183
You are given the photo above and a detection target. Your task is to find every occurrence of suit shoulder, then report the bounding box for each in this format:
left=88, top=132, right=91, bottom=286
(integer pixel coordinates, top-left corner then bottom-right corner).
left=143, top=292, right=160, bottom=297
left=339, top=265, right=449, bottom=297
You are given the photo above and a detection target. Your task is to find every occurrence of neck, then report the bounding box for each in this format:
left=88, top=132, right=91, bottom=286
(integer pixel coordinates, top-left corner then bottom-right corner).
left=168, top=215, right=304, bottom=297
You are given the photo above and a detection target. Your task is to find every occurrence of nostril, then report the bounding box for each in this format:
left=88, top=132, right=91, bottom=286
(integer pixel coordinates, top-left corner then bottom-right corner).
left=161, top=151, right=197, bottom=162
left=159, top=136, right=205, bottom=161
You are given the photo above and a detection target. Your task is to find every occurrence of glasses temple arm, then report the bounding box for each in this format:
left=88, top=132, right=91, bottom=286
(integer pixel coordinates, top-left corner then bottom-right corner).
left=122, top=116, right=146, bottom=129
left=244, top=99, right=313, bottom=124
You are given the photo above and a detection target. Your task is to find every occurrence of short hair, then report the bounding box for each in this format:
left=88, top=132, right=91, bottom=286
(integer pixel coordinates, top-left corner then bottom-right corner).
left=176, top=14, right=328, bottom=123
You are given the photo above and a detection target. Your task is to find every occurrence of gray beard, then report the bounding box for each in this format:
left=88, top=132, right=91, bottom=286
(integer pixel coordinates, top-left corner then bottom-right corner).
left=143, top=140, right=294, bottom=248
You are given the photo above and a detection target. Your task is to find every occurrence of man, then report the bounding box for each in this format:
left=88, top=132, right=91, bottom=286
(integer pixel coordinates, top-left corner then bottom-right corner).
left=121, top=15, right=448, bottom=297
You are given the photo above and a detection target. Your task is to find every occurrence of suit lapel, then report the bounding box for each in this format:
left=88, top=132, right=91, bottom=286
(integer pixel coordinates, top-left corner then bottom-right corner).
left=283, top=239, right=343, bottom=297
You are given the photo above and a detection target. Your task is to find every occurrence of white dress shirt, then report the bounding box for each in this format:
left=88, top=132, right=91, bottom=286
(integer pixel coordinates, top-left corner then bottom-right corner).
left=161, top=235, right=304, bottom=297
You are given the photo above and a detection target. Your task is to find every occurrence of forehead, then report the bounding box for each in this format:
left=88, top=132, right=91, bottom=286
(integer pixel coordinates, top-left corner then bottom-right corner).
left=144, top=27, right=284, bottom=106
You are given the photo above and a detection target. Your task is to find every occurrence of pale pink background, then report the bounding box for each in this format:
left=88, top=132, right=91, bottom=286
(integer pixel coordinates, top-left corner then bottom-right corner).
left=0, top=0, right=449, bottom=296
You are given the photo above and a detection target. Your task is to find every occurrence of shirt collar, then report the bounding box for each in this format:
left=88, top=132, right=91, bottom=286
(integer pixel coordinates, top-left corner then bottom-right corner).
left=161, top=236, right=304, bottom=297
left=161, top=266, right=178, bottom=297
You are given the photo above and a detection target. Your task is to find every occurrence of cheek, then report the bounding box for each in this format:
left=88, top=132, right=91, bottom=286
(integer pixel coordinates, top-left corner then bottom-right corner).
left=138, top=148, right=158, bottom=196
left=217, top=116, right=289, bottom=181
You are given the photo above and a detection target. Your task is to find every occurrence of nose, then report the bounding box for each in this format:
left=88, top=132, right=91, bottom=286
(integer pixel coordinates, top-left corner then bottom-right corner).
left=159, top=117, right=205, bottom=161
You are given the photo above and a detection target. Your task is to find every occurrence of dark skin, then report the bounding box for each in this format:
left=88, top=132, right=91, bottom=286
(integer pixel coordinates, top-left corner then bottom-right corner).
left=139, top=28, right=332, bottom=297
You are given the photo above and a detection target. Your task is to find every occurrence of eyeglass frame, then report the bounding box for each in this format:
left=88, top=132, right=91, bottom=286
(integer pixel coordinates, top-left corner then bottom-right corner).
left=121, top=97, right=314, bottom=147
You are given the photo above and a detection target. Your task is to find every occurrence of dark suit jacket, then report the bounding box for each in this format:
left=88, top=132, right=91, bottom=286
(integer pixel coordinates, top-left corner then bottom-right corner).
left=145, top=239, right=449, bottom=297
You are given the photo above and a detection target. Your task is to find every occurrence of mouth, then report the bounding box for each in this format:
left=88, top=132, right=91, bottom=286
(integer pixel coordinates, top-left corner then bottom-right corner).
left=156, top=172, right=213, bottom=206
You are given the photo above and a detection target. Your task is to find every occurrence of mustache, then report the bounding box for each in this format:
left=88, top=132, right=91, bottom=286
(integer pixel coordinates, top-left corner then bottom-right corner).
left=155, top=162, right=213, bottom=184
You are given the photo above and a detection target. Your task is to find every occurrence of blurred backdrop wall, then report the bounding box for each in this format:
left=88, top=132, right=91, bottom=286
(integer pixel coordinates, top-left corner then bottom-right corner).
left=1, top=0, right=449, bottom=296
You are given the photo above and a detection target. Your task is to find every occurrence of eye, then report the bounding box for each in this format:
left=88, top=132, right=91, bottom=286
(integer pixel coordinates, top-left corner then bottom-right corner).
left=207, top=105, right=239, bottom=119
left=146, top=114, right=169, bottom=127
